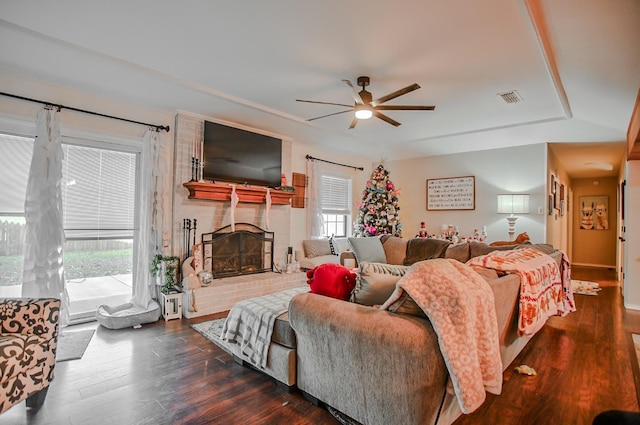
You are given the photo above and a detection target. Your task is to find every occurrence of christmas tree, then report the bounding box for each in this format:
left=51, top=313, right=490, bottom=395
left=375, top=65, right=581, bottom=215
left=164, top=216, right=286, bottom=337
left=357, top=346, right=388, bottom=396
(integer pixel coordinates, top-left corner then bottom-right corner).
left=353, top=164, right=402, bottom=237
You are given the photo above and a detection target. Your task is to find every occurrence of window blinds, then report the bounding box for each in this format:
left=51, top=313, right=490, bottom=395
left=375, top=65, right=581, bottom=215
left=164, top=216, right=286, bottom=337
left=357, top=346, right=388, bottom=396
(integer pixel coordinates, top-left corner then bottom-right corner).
left=62, top=144, right=136, bottom=240
left=320, top=175, right=351, bottom=215
left=0, top=134, right=33, bottom=215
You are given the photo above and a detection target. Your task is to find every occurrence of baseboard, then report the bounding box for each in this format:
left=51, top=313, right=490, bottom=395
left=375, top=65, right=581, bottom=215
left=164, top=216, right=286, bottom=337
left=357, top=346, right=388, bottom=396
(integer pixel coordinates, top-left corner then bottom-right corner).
left=624, top=302, right=640, bottom=311
left=571, top=262, right=616, bottom=269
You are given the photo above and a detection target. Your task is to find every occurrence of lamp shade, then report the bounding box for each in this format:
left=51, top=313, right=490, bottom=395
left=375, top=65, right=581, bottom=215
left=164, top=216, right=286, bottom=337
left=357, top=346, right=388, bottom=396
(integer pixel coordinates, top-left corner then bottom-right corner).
left=497, top=194, right=530, bottom=214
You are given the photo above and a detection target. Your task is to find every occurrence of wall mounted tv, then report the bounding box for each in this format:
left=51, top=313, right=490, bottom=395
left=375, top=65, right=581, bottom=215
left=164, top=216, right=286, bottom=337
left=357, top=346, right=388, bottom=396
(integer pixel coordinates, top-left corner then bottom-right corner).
left=202, top=120, right=282, bottom=187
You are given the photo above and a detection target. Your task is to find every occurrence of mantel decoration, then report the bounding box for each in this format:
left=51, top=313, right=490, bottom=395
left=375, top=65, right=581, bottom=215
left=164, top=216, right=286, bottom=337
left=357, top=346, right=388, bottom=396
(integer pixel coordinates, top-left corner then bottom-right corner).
left=353, top=164, right=402, bottom=237
left=427, top=176, right=475, bottom=210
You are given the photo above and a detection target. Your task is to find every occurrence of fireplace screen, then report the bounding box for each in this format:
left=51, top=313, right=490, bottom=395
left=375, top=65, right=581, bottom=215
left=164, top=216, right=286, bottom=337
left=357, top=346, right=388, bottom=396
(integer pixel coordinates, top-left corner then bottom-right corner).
left=201, top=223, right=274, bottom=278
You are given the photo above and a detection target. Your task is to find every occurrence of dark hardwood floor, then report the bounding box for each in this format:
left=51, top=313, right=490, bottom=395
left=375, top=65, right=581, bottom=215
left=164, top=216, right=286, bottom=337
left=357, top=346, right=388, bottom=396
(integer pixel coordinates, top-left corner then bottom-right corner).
left=2, top=265, right=639, bottom=425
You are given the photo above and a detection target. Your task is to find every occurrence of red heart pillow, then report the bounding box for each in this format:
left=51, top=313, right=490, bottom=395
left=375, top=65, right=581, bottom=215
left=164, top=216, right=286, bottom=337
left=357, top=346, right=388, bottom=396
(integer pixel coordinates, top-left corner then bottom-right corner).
left=306, top=263, right=357, bottom=300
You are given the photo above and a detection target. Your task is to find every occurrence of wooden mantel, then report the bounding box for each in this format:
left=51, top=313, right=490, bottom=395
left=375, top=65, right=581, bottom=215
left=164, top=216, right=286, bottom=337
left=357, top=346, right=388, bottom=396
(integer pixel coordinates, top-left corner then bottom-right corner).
left=183, top=181, right=295, bottom=205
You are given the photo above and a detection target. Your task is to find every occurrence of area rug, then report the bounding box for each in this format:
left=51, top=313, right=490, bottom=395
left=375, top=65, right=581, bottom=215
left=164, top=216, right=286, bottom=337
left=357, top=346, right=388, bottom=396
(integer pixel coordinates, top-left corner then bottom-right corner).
left=190, top=318, right=233, bottom=355
left=572, top=279, right=601, bottom=296
left=57, top=329, right=94, bottom=362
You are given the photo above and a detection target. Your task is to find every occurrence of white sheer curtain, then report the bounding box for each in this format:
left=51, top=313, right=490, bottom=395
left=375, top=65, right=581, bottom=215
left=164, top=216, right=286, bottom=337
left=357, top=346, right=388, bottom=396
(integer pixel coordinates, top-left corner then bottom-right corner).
left=22, top=107, right=70, bottom=326
left=131, top=129, right=164, bottom=308
left=306, top=159, right=324, bottom=238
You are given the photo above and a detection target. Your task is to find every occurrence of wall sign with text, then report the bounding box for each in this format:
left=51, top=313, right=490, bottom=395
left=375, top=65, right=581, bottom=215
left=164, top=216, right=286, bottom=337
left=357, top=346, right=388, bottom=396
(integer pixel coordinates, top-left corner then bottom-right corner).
left=427, top=176, right=475, bottom=210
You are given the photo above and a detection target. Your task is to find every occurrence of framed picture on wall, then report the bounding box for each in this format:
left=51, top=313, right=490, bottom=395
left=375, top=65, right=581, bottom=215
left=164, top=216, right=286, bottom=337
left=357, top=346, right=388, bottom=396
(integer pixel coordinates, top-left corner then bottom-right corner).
left=426, top=176, right=475, bottom=210
left=579, top=195, right=608, bottom=230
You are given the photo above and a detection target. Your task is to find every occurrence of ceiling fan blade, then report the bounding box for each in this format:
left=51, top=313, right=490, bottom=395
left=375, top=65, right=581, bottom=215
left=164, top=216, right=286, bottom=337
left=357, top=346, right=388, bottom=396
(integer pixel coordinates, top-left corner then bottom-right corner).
left=307, top=109, right=353, bottom=121
left=373, top=110, right=401, bottom=127
left=375, top=105, right=436, bottom=111
left=371, top=83, right=420, bottom=106
left=348, top=117, right=359, bottom=129
left=342, top=79, right=364, bottom=104
left=296, top=99, right=353, bottom=108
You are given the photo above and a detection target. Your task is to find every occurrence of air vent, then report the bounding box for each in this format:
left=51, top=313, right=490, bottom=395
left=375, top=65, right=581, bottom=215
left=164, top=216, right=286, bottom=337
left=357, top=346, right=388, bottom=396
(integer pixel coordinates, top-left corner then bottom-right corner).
left=498, top=90, right=523, bottom=104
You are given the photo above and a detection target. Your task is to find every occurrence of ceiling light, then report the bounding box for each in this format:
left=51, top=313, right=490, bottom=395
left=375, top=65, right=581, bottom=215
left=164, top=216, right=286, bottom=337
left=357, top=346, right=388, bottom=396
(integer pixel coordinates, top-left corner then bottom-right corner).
left=355, top=106, right=373, bottom=120
left=584, top=162, right=613, bottom=171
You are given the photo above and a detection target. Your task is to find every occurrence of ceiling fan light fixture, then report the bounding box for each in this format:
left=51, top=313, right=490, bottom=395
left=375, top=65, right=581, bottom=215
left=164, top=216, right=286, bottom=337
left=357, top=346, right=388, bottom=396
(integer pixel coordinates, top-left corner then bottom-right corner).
left=355, top=105, right=373, bottom=119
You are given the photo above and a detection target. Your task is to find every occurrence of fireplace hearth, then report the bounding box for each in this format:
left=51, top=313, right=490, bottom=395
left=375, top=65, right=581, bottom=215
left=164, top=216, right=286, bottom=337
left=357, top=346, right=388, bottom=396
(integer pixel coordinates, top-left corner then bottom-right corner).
left=201, top=223, right=274, bottom=279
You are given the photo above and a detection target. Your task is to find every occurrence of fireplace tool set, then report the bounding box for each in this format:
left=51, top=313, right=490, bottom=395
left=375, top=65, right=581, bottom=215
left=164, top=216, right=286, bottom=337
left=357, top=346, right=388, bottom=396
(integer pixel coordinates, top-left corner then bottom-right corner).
left=182, top=218, right=197, bottom=260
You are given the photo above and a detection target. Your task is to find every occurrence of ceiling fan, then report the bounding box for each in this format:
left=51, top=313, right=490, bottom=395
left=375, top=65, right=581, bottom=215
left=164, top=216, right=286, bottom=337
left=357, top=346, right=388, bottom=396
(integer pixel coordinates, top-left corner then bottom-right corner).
left=296, top=76, right=435, bottom=129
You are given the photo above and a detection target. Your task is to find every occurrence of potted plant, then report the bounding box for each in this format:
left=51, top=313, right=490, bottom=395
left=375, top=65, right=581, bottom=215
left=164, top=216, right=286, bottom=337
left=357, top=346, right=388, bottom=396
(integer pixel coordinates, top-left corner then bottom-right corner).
left=151, top=254, right=180, bottom=294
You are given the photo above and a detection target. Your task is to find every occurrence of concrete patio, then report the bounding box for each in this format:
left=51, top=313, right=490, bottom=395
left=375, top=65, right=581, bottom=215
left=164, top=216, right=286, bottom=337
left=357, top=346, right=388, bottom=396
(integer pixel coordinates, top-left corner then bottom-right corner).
left=0, top=274, right=132, bottom=324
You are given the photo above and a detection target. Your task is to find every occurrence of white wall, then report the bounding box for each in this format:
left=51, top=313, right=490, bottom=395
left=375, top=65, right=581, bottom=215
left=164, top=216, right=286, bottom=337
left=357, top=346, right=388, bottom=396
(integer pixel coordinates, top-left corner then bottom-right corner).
left=384, top=144, right=548, bottom=243
left=624, top=160, right=640, bottom=310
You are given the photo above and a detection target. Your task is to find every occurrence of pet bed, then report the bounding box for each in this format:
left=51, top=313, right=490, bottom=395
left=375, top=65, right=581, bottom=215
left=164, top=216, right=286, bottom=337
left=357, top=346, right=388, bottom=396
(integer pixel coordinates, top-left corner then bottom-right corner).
left=96, top=301, right=161, bottom=329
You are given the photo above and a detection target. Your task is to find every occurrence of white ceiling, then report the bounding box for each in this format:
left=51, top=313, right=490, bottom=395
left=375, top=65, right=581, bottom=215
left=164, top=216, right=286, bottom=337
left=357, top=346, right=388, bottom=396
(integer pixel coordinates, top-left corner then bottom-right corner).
left=1, top=0, right=638, bottom=177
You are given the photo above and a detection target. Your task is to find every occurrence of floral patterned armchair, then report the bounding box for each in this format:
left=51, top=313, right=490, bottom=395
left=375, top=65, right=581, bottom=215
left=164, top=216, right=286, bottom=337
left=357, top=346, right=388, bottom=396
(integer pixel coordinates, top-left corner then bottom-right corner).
left=0, top=298, right=60, bottom=413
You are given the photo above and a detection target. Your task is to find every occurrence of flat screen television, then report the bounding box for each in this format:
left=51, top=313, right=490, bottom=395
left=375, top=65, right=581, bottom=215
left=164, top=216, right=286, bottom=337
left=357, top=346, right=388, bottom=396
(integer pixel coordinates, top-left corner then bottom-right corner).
left=202, top=120, right=282, bottom=187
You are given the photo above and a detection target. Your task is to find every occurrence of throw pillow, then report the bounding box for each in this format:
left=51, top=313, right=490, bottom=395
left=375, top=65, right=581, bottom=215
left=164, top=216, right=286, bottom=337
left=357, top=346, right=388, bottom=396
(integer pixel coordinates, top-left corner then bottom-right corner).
left=332, top=238, right=350, bottom=255
left=352, top=262, right=409, bottom=306
left=381, top=236, right=408, bottom=265
left=306, top=263, right=357, bottom=300
left=328, top=236, right=337, bottom=255
left=303, top=239, right=333, bottom=258
left=348, top=237, right=387, bottom=264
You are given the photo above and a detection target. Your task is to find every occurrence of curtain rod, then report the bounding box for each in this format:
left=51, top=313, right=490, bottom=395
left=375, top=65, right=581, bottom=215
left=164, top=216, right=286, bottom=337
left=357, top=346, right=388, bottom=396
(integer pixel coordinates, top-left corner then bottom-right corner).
left=305, top=155, right=364, bottom=171
left=0, top=91, right=170, bottom=132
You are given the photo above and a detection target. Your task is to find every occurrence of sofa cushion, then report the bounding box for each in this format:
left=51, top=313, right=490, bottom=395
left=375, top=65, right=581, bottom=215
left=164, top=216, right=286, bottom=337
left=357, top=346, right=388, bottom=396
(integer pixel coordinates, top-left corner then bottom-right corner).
left=272, top=312, right=296, bottom=349
left=299, top=254, right=340, bottom=270
left=525, top=243, right=555, bottom=255
left=404, top=238, right=451, bottom=265
left=469, top=241, right=517, bottom=259
left=303, top=239, right=333, bottom=258
left=445, top=243, right=471, bottom=263
left=381, top=236, right=407, bottom=265
left=348, top=237, right=387, bottom=264
left=352, top=262, right=409, bottom=306
left=386, top=266, right=501, bottom=319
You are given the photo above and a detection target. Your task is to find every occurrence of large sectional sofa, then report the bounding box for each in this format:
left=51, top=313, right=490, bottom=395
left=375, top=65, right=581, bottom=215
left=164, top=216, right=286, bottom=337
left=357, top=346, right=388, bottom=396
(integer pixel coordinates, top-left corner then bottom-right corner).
left=225, top=236, right=568, bottom=425
left=291, top=237, right=564, bottom=425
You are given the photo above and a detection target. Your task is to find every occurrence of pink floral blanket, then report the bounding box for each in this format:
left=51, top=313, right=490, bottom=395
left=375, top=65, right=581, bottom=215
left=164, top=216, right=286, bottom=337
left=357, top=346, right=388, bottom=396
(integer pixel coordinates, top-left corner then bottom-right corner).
left=467, top=247, right=576, bottom=336
left=380, top=258, right=503, bottom=414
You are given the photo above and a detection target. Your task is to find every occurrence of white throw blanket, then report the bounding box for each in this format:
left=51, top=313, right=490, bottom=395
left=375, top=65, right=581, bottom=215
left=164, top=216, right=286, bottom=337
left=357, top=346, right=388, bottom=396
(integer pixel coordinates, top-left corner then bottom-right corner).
left=221, top=287, right=308, bottom=368
left=380, top=258, right=503, bottom=414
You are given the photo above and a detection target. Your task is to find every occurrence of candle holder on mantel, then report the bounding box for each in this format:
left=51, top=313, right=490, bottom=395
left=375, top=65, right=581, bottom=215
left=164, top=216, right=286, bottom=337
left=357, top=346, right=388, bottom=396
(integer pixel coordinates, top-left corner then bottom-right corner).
left=190, top=157, right=200, bottom=182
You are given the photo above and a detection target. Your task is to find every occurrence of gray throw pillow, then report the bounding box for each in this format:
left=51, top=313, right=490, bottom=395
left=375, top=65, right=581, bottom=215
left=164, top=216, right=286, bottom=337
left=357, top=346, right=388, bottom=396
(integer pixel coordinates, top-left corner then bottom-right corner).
left=348, top=237, right=387, bottom=264
left=303, top=239, right=333, bottom=258
left=351, top=262, right=409, bottom=306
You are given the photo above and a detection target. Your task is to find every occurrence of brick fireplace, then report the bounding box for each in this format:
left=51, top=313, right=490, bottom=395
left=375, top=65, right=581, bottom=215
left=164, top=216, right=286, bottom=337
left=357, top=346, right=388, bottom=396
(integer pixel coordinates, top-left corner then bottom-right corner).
left=172, top=113, right=304, bottom=317
left=201, top=223, right=274, bottom=279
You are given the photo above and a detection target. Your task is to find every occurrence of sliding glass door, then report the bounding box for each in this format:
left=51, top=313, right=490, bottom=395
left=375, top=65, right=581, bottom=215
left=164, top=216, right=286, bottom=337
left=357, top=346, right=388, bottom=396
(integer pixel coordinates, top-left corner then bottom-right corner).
left=0, top=130, right=140, bottom=323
